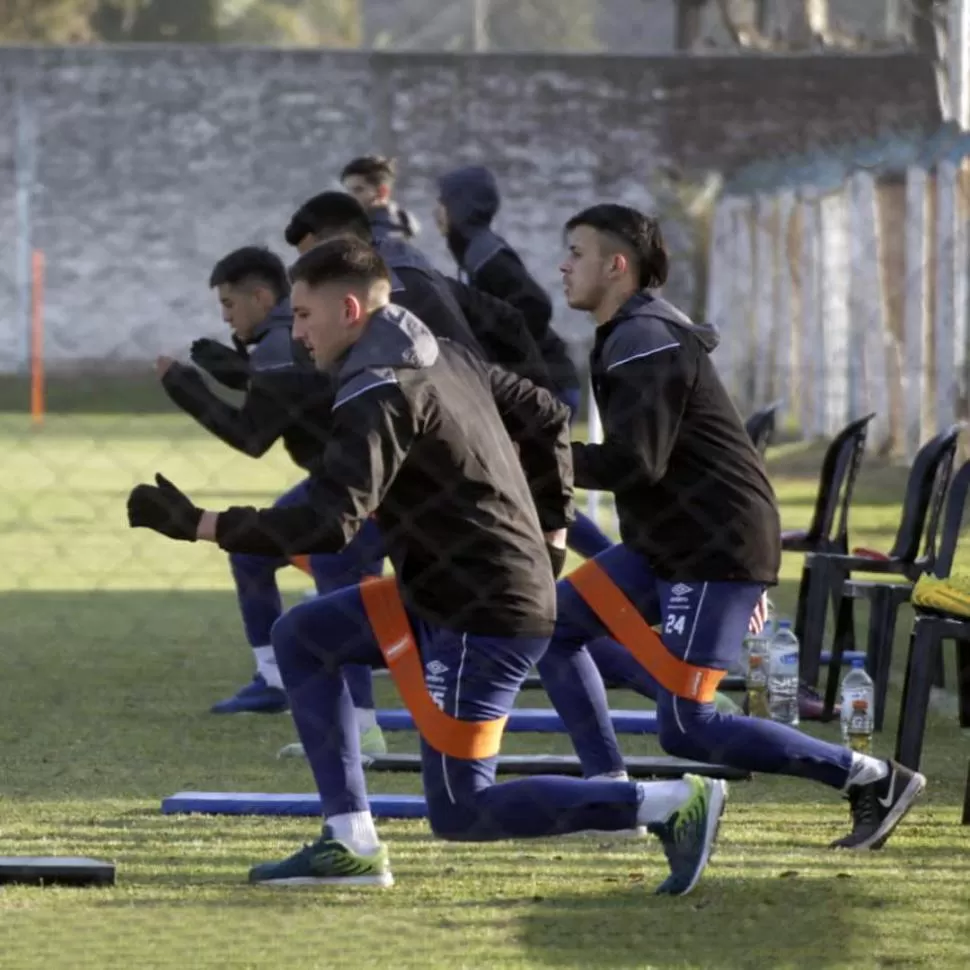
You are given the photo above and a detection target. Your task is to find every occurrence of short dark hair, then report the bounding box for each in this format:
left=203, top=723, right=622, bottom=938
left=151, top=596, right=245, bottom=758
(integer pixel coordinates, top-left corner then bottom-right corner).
left=284, top=192, right=373, bottom=248
left=564, top=204, right=669, bottom=289
left=288, top=236, right=391, bottom=291
left=208, top=246, right=290, bottom=301
left=340, top=155, right=397, bottom=188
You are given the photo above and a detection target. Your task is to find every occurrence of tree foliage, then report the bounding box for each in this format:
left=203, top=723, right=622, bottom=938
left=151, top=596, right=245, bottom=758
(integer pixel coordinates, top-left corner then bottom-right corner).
left=0, top=0, right=99, bottom=42
left=482, top=0, right=599, bottom=52
left=0, top=0, right=361, bottom=45
left=219, top=0, right=360, bottom=47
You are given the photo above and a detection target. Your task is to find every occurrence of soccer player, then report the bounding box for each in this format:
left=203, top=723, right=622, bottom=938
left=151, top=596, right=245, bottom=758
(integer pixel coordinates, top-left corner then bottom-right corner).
left=278, top=192, right=551, bottom=760
left=128, top=237, right=728, bottom=896
left=540, top=203, right=926, bottom=850
left=435, top=165, right=613, bottom=560
left=156, top=246, right=386, bottom=755
left=340, top=155, right=420, bottom=241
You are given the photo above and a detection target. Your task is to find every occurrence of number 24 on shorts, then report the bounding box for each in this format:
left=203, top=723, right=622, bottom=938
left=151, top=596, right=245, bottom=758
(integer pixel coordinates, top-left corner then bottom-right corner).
left=664, top=613, right=687, bottom=636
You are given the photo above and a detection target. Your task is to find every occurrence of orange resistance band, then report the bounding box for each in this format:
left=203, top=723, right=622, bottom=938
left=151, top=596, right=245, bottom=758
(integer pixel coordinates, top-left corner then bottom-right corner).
left=289, top=555, right=312, bottom=576
left=568, top=560, right=725, bottom=704
left=358, top=577, right=508, bottom=760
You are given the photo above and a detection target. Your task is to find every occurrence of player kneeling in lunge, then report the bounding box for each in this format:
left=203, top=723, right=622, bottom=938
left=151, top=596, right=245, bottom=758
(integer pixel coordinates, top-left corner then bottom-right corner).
left=536, top=204, right=925, bottom=852
left=128, top=236, right=726, bottom=896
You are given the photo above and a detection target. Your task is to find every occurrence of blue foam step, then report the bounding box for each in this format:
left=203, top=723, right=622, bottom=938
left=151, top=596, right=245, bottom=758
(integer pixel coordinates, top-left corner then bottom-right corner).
left=366, top=753, right=749, bottom=781
left=377, top=707, right=657, bottom=734
left=161, top=792, right=426, bottom=819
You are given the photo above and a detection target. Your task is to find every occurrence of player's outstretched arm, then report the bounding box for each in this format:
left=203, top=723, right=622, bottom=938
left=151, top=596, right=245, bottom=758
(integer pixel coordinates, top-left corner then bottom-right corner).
left=158, top=358, right=301, bottom=459
left=189, top=337, right=251, bottom=391
left=128, top=385, right=414, bottom=557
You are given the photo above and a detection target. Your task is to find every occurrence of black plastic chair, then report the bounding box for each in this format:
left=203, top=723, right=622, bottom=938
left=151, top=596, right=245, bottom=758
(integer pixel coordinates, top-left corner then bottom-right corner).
left=787, top=413, right=877, bottom=653
left=893, top=459, right=970, bottom=770
left=799, top=424, right=963, bottom=694
left=745, top=401, right=781, bottom=457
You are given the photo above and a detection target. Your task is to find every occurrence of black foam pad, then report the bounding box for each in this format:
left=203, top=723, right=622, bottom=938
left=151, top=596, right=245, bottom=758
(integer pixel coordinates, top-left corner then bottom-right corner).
left=0, top=857, right=116, bottom=887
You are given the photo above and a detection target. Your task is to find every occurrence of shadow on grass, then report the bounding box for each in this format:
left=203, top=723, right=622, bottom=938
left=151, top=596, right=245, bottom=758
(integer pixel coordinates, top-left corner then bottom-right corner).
left=516, top=880, right=861, bottom=970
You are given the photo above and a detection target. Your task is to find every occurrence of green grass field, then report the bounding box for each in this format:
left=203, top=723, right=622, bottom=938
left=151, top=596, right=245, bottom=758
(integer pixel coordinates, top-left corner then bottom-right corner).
left=1, top=395, right=969, bottom=970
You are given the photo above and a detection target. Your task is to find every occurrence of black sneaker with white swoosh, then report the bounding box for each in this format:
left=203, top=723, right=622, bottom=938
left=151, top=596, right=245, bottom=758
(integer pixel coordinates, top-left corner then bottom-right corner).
left=829, top=760, right=927, bottom=850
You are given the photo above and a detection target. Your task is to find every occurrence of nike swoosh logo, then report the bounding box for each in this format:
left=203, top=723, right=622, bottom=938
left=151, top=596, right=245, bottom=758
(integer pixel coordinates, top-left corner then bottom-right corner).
left=877, top=770, right=897, bottom=809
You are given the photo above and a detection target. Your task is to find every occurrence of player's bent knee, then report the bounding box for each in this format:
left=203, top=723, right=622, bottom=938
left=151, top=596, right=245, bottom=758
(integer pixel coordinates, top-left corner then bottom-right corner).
left=270, top=601, right=334, bottom=668
left=656, top=697, right=719, bottom=761
left=425, top=794, right=478, bottom=841
left=422, top=769, right=488, bottom=841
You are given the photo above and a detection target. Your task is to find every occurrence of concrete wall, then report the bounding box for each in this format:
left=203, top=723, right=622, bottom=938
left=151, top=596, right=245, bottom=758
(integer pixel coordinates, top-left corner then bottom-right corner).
left=0, top=45, right=940, bottom=372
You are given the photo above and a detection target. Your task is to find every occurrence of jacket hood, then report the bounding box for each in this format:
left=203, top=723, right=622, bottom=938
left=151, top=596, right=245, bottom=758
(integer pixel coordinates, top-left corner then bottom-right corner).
left=617, top=292, right=720, bottom=353
left=249, top=298, right=292, bottom=344
left=370, top=203, right=418, bottom=240
left=437, top=165, right=500, bottom=234
left=338, top=304, right=439, bottom=385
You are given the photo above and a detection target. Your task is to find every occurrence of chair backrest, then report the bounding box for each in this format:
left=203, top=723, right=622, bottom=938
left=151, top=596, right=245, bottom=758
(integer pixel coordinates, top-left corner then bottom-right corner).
left=888, top=423, right=964, bottom=567
left=745, top=402, right=780, bottom=457
left=804, top=412, right=876, bottom=549
left=932, top=459, right=970, bottom=579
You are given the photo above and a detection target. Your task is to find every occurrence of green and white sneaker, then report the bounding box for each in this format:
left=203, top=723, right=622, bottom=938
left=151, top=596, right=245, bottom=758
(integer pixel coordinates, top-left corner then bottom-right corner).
left=649, top=775, right=727, bottom=896
left=248, top=828, right=393, bottom=887
left=360, top=725, right=388, bottom=758
left=276, top=725, right=388, bottom=761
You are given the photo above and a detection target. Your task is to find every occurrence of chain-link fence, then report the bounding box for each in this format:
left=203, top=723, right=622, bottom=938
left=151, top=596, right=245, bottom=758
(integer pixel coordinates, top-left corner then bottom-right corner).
left=2, top=25, right=970, bottom=970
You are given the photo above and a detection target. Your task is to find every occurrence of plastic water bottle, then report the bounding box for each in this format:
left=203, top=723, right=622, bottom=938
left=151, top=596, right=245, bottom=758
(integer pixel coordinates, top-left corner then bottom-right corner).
left=767, top=620, right=800, bottom=727
left=840, top=659, right=875, bottom=754
left=736, top=604, right=773, bottom=677
left=745, top=631, right=771, bottom=718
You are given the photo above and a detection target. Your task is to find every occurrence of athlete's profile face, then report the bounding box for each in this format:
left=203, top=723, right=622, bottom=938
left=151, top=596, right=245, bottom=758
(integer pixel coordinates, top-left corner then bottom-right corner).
left=291, top=280, right=362, bottom=368
left=343, top=175, right=386, bottom=210
left=561, top=225, right=610, bottom=312
left=216, top=283, right=270, bottom=341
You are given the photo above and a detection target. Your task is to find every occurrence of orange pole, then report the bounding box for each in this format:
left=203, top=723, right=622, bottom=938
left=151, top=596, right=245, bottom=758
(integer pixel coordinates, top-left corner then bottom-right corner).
left=30, top=249, right=45, bottom=427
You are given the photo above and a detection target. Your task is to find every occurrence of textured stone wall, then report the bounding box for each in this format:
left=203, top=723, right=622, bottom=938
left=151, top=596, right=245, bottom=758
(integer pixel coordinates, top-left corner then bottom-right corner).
left=0, top=46, right=940, bottom=372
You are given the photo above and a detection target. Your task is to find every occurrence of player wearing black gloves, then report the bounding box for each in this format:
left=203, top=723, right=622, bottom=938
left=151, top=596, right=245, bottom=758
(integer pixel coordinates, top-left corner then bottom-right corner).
left=154, top=246, right=386, bottom=732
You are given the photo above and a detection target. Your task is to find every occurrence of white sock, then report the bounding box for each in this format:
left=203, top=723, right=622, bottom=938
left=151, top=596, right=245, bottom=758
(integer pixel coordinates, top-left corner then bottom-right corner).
left=327, top=811, right=380, bottom=855
left=253, top=645, right=283, bottom=690
left=844, top=753, right=889, bottom=790
left=634, top=780, right=694, bottom=825
left=588, top=771, right=630, bottom=782
left=356, top=708, right=378, bottom=732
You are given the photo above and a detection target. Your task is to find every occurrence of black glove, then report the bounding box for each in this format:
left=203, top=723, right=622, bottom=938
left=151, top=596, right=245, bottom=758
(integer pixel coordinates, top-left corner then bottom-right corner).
left=127, top=474, right=203, bottom=541
left=190, top=338, right=250, bottom=391
left=546, top=543, right=567, bottom=579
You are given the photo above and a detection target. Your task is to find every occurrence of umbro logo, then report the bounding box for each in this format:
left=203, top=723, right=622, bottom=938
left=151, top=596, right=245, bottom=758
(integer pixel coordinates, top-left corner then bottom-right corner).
left=425, top=660, right=449, bottom=677
left=671, top=584, right=693, bottom=597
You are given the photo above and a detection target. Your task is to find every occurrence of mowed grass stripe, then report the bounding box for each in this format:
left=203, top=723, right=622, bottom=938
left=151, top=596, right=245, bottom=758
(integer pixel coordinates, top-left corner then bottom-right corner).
left=0, top=413, right=968, bottom=969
